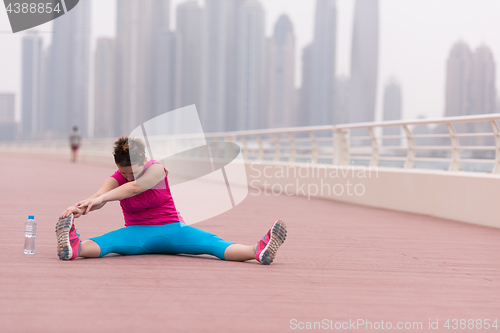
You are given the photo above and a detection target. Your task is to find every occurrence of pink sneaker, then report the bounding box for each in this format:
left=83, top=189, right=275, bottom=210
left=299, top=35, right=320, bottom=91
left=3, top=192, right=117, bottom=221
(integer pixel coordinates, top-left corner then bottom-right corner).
left=255, top=219, right=287, bottom=265
left=55, top=214, right=81, bottom=260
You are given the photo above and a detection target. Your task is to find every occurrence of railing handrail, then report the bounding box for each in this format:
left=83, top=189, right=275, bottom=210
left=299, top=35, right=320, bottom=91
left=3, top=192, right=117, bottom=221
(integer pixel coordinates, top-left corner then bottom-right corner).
left=3, top=113, right=500, bottom=143
left=2, top=113, right=500, bottom=174
left=335, top=113, right=500, bottom=129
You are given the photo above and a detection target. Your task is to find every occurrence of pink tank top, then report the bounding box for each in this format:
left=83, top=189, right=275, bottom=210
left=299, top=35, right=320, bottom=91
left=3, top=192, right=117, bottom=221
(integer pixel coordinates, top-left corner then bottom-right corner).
left=110, top=160, right=184, bottom=226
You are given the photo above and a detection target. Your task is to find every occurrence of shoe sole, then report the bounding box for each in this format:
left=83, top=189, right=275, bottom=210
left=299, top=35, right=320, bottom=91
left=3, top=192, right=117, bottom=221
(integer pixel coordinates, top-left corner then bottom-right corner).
left=55, top=214, right=74, bottom=260
left=259, top=219, right=287, bottom=265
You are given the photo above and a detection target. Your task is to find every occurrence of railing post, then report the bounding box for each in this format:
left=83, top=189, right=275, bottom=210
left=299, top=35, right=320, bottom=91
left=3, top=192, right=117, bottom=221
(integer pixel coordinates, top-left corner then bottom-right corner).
left=490, top=120, right=500, bottom=174
left=447, top=123, right=461, bottom=171
left=333, top=128, right=350, bottom=165
left=272, top=133, right=280, bottom=161
left=402, top=125, right=415, bottom=169
left=256, top=134, right=264, bottom=161
left=288, top=132, right=296, bottom=163
left=368, top=127, right=379, bottom=167
left=240, top=135, right=248, bottom=160
left=308, top=131, right=318, bottom=163
left=224, top=135, right=235, bottom=159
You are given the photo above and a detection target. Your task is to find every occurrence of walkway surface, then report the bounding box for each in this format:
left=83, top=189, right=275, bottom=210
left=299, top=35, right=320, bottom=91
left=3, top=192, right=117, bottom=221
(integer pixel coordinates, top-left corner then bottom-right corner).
left=1, top=153, right=499, bottom=333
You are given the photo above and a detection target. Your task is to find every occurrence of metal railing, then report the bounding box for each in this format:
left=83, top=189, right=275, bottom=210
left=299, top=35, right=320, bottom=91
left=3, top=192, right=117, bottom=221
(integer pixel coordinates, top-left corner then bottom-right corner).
left=2, top=114, right=500, bottom=174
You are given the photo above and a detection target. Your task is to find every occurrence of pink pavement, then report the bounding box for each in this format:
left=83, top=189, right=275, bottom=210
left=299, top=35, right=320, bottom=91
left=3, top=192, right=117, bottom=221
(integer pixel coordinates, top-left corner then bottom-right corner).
left=0, top=153, right=499, bottom=332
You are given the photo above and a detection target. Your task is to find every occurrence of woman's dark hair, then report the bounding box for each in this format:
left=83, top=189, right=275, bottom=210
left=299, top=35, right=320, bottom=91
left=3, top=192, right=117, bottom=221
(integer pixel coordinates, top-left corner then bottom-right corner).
left=113, top=136, right=146, bottom=167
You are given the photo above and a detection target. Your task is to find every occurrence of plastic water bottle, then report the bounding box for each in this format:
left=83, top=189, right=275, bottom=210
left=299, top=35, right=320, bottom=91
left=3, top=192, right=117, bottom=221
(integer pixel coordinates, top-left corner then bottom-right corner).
left=24, top=215, right=37, bottom=255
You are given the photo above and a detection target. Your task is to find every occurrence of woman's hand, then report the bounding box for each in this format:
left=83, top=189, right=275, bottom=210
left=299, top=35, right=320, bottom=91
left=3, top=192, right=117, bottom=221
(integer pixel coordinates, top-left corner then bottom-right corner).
left=76, top=196, right=104, bottom=215
left=59, top=205, right=85, bottom=219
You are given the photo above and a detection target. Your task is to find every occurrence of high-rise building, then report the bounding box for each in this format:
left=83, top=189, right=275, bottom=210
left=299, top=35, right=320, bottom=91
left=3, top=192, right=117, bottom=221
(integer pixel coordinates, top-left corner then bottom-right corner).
left=348, top=0, right=379, bottom=124
left=238, top=0, right=267, bottom=131
left=471, top=45, right=496, bottom=145
left=0, top=93, right=15, bottom=122
left=93, top=38, right=116, bottom=138
left=115, top=0, right=170, bottom=135
left=176, top=1, right=203, bottom=111
left=201, top=0, right=230, bottom=132
left=268, top=14, right=296, bottom=128
left=152, top=0, right=170, bottom=32
left=201, top=0, right=245, bottom=132
left=151, top=2, right=175, bottom=120
left=225, top=0, right=246, bottom=132
left=334, top=75, right=349, bottom=125
left=382, top=79, right=402, bottom=146
left=115, top=0, right=150, bottom=135
left=298, top=44, right=313, bottom=127
left=21, top=32, right=43, bottom=139
left=237, top=0, right=266, bottom=130
left=309, top=0, right=337, bottom=126
left=471, top=45, right=496, bottom=115
left=39, top=47, right=51, bottom=138
left=0, top=93, right=17, bottom=141
left=152, top=30, right=177, bottom=118
left=445, top=42, right=496, bottom=145
left=46, top=0, right=91, bottom=137
left=445, top=41, right=473, bottom=118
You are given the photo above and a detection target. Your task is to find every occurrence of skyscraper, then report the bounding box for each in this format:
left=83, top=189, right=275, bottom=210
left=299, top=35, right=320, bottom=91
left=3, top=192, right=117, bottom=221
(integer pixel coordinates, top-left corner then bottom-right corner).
left=201, top=0, right=245, bottom=132
left=225, top=0, right=246, bottom=131
left=441, top=41, right=473, bottom=144
left=309, top=0, right=337, bottom=126
left=445, top=41, right=473, bottom=118
left=115, top=0, right=146, bottom=135
left=39, top=47, right=51, bottom=137
left=299, top=44, right=313, bottom=127
left=0, top=93, right=17, bottom=141
left=382, top=79, right=402, bottom=146
left=348, top=0, right=379, bottom=124
left=152, top=0, right=170, bottom=32
left=21, top=32, right=43, bottom=139
left=471, top=45, right=496, bottom=116
left=237, top=0, right=266, bottom=130
left=115, top=0, right=170, bottom=135
left=176, top=1, right=203, bottom=110
left=46, top=1, right=91, bottom=137
left=0, top=93, right=15, bottom=122
left=334, top=75, right=349, bottom=125
left=471, top=45, right=496, bottom=145
left=444, top=42, right=496, bottom=145
left=268, top=14, right=296, bottom=128
left=201, top=0, right=230, bottom=132
left=151, top=1, right=175, bottom=120
left=152, top=30, right=177, bottom=118
left=93, top=38, right=116, bottom=138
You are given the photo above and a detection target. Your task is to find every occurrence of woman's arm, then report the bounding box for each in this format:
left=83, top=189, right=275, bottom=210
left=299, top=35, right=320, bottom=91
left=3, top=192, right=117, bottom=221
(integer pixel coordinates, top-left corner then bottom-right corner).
left=59, top=205, right=86, bottom=219
left=60, top=177, right=119, bottom=218
left=77, top=164, right=166, bottom=215
left=80, top=177, right=120, bottom=202
left=79, top=177, right=119, bottom=210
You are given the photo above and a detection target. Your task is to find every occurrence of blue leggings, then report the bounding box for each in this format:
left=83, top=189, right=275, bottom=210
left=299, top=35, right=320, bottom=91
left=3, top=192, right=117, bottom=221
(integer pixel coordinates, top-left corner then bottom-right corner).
left=89, top=222, right=235, bottom=260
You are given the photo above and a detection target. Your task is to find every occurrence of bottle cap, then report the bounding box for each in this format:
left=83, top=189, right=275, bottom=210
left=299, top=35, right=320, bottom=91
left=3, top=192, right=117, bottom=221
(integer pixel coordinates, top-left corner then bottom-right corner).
left=28, top=215, right=34, bottom=219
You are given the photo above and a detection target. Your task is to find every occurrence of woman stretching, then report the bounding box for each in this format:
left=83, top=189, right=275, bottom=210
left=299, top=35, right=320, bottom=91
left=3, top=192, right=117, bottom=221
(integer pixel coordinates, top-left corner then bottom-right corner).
left=56, top=136, right=287, bottom=264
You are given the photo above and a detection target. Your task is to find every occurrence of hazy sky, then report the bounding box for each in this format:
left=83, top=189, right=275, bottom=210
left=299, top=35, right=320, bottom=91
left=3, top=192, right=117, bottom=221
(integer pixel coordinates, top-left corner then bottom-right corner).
left=1, top=0, right=499, bottom=124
